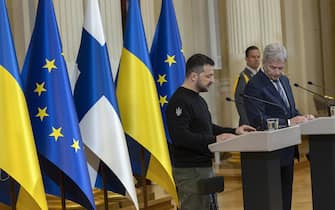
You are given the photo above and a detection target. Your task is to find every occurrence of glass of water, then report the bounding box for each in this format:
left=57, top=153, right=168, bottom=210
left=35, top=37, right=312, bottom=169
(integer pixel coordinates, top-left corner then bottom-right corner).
left=329, top=105, right=335, bottom=117
left=267, top=118, right=279, bottom=130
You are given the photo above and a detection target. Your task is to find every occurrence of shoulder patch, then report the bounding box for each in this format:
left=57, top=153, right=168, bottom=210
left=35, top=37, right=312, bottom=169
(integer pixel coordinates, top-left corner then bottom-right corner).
left=176, top=107, right=182, bottom=116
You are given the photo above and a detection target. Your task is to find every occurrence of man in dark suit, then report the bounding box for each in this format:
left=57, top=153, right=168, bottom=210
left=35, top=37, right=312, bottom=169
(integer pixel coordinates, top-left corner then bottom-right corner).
left=234, top=45, right=261, bottom=125
left=244, top=43, right=313, bottom=210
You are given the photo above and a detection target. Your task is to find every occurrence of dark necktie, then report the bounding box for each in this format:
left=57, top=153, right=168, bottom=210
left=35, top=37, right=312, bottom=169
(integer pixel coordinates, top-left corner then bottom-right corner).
left=273, top=80, right=290, bottom=108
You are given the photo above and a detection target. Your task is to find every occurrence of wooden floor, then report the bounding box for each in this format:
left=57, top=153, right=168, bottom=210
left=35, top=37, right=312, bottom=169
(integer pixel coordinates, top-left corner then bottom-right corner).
left=0, top=160, right=313, bottom=210
left=0, top=144, right=314, bottom=210
left=217, top=159, right=313, bottom=210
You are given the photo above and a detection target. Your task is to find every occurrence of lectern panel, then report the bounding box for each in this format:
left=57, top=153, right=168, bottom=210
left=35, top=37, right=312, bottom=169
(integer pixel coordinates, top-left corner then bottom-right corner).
left=299, top=117, right=335, bottom=135
left=208, top=126, right=301, bottom=152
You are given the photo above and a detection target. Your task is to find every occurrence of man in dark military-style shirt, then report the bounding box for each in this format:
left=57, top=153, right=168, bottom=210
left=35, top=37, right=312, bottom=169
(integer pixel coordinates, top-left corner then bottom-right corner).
left=166, top=53, right=255, bottom=210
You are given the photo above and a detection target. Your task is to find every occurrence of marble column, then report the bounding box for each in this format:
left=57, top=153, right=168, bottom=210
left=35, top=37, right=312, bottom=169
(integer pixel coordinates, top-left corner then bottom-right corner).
left=259, top=0, right=283, bottom=46
left=225, top=0, right=283, bottom=126
left=7, top=0, right=35, bottom=69
left=222, top=0, right=283, bottom=165
left=140, top=0, right=158, bottom=50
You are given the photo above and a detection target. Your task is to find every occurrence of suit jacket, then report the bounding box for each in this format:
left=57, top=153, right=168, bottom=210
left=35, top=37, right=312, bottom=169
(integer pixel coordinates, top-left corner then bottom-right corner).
left=244, top=70, right=300, bottom=165
left=244, top=70, right=299, bottom=129
left=234, top=68, right=255, bottom=125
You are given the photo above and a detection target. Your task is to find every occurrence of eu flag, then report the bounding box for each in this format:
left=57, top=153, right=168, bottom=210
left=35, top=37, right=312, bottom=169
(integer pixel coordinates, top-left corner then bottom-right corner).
left=21, top=0, right=95, bottom=209
left=0, top=0, right=47, bottom=209
left=150, top=0, right=186, bottom=143
left=116, top=0, right=178, bottom=203
left=74, top=0, right=138, bottom=208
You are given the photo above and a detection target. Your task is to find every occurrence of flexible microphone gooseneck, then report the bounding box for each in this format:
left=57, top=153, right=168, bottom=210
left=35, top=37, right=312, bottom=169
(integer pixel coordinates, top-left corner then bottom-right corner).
left=294, top=83, right=328, bottom=99
left=307, top=81, right=335, bottom=99
left=226, top=96, right=265, bottom=130
left=240, top=93, right=284, bottom=109
left=296, top=82, right=335, bottom=116
left=240, top=93, right=289, bottom=129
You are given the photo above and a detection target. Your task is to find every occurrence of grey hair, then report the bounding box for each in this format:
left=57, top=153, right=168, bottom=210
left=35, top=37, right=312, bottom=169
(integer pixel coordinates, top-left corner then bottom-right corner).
left=262, top=43, right=288, bottom=64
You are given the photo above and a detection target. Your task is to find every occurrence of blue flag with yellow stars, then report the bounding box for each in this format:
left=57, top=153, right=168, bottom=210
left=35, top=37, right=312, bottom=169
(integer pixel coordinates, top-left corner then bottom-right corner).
left=21, top=0, right=95, bottom=209
left=150, top=0, right=185, bottom=144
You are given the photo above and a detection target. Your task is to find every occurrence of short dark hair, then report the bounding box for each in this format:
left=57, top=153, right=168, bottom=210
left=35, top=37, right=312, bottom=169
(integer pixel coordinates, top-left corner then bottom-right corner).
left=186, top=53, right=214, bottom=77
left=245, top=45, right=259, bottom=57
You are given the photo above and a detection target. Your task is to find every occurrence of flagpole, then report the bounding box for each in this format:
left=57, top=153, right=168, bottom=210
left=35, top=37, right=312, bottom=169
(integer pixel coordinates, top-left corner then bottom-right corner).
left=9, top=176, right=16, bottom=210
left=101, top=163, right=109, bottom=210
left=120, top=0, right=127, bottom=32
left=60, top=172, right=66, bottom=210
left=140, top=148, right=148, bottom=209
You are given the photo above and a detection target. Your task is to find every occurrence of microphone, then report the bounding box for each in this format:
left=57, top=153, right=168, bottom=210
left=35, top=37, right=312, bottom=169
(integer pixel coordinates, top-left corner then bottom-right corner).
left=226, top=97, right=264, bottom=130
left=240, top=93, right=284, bottom=110
left=226, top=96, right=265, bottom=130
left=297, top=82, right=335, bottom=116
left=240, top=93, right=289, bottom=129
left=307, top=81, right=335, bottom=99
left=294, top=83, right=330, bottom=100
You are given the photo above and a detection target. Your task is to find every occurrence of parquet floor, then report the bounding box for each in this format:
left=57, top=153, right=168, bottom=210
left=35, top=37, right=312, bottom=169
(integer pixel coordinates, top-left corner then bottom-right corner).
left=0, top=142, right=314, bottom=210
left=0, top=160, right=314, bottom=210
left=217, top=160, right=313, bottom=210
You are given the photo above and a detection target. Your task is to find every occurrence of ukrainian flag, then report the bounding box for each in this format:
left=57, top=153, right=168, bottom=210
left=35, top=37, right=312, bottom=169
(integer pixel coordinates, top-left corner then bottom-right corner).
left=0, top=0, right=47, bottom=209
left=116, top=0, right=178, bottom=203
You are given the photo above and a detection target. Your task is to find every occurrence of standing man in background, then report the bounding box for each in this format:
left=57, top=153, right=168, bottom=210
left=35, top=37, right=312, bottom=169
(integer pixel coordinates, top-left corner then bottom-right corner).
left=234, top=45, right=261, bottom=125
left=244, top=43, right=314, bottom=210
left=166, top=53, right=255, bottom=210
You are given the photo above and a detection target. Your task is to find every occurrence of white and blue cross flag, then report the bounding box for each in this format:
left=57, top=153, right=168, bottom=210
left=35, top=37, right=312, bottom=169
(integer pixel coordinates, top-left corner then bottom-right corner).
left=73, top=0, right=138, bottom=209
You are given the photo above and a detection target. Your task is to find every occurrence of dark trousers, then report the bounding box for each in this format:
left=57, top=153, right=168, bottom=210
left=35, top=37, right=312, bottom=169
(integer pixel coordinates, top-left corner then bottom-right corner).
left=281, top=163, right=294, bottom=210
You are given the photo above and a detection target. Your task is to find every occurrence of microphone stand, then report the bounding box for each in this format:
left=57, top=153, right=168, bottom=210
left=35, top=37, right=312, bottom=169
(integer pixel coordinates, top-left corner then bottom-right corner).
left=239, top=94, right=289, bottom=128
left=226, top=97, right=266, bottom=130
left=294, top=83, right=335, bottom=116
left=307, top=81, right=335, bottom=98
left=294, top=83, right=328, bottom=99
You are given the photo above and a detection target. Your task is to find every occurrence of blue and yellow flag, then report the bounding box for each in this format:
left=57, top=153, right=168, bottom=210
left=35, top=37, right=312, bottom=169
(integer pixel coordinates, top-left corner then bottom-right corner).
left=21, top=0, right=95, bottom=209
left=150, top=0, right=185, bottom=144
left=116, top=0, right=178, bottom=203
left=0, top=0, right=47, bottom=209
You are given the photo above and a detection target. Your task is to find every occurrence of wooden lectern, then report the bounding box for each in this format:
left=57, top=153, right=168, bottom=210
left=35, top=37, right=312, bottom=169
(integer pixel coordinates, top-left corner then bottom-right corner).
left=209, top=126, right=301, bottom=210
left=299, top=117, right=335, bottom=210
